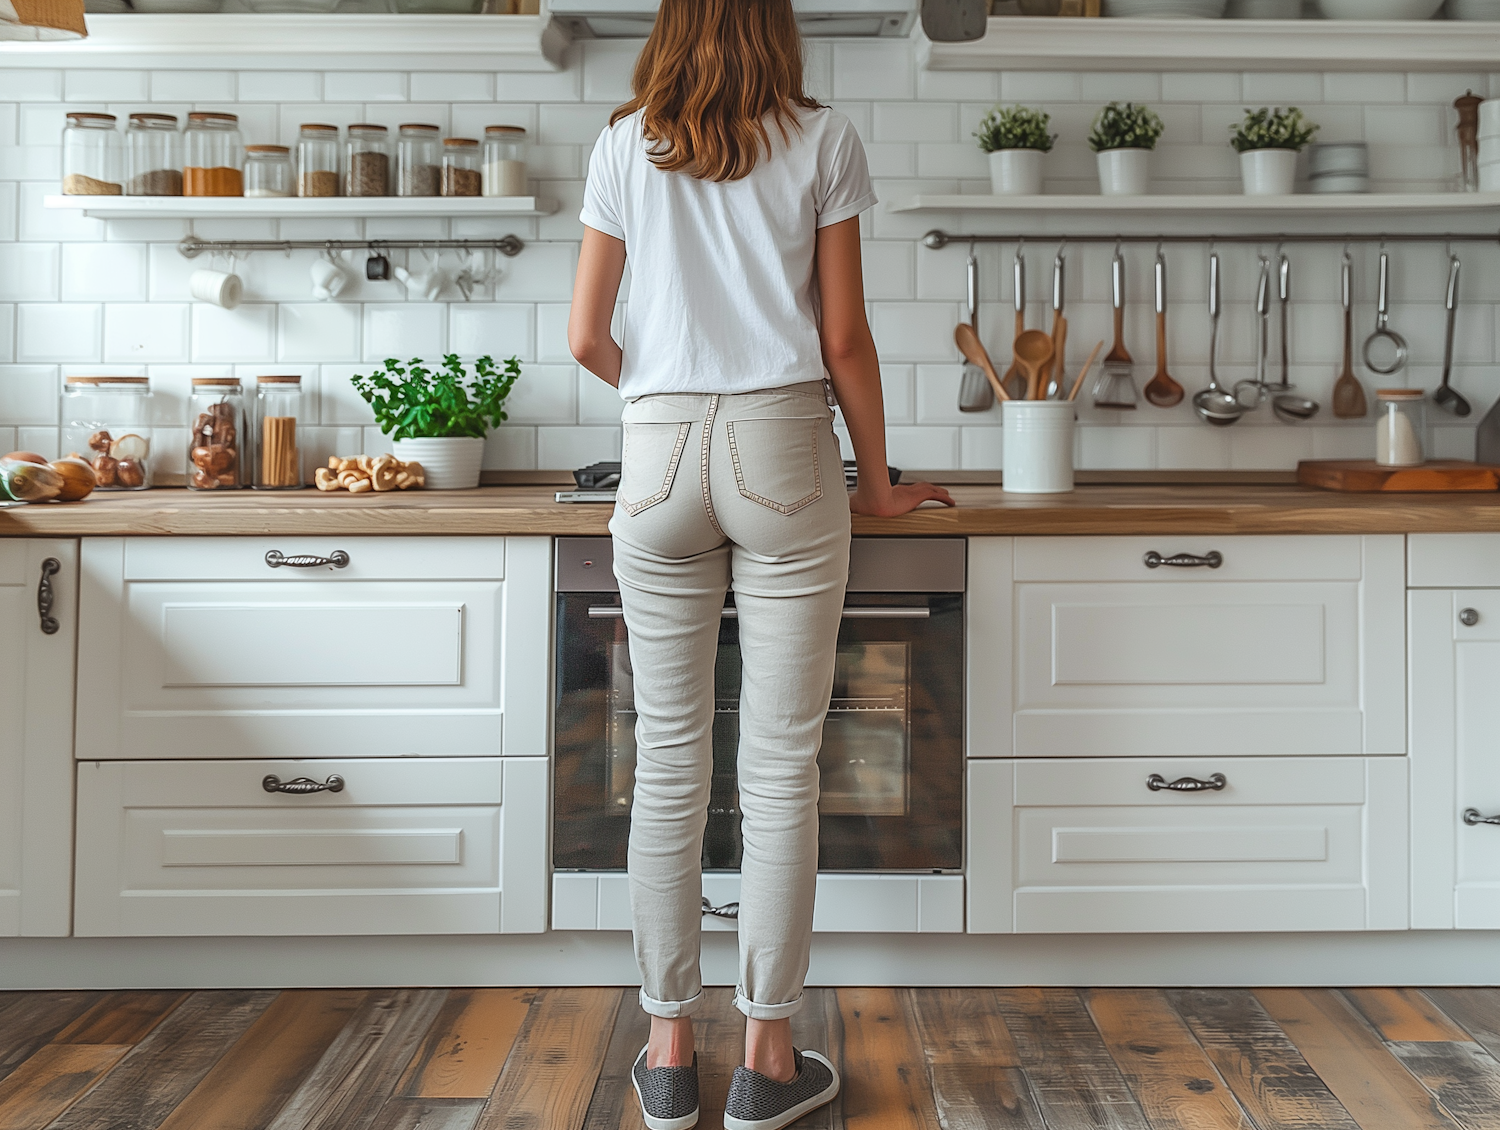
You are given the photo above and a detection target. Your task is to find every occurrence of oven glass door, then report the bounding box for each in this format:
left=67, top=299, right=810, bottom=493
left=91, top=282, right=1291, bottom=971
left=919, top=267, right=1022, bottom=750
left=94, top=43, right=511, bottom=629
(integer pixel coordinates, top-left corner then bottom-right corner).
left=554, top=593, right=963, bottom=872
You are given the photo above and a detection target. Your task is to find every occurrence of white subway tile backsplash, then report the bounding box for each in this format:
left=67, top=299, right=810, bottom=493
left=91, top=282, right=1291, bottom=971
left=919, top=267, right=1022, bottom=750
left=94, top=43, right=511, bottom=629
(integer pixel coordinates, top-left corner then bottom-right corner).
left=0, top=70, right=62, bottom=102
left=503, top=362, right=577, bottom=424
left=917, top=141, right=988, bottom=179
left=192, top=303, right=276, bottom=363
left=577, top=369, right=623, bottom=425
left=862, top=241, right=914, bottom=301
left=0, top=364, right=56, bottom=425
left=496, top=51, right=582, bottom=102
left=278, top=303, right=359, bottom=362
left=1156, top=426, right=1230, bottom=470
left=237, top=71, right=322, bottom=103
left=1229, top=425, right=1314, bottom=470
left=1000, top=71, right=1078, bottom=104
left=1241, top=72, right=1322, bottom=104
left=64, top=71, right=149, bottom=103
left=886, top=425, right=958, bottom=470
left=537, top=425, right=620, bottom=469
left=1322, top=72, right=1405, bottom=104
left=151, top=70, right=236, bottom=103
left=872, top=302, right=961, bottom=362
left=1365, top=104, right=1447, bottom=146
left=324, top=72, right=408, bottom=103
left=0, top=426, right=13, bottom=453
left=0, top=243, right=60, bottom=302
left=362, top=303, right=446, bottom=361
left=1077, top=424, right=1155, bottom=471
left=451, top=102, right=536, bottom=138
left=581, top=40, right=642, bottom=104
left=1407, top=72, right=1488, bottom=106
left=917, top=69, right=998, bottom=104
left=1079, top=72, right=1160, bottom=105
left=535, top=303, right=572, bottom=362
left=18, top=303, right=100, bottom=362
left=494, top=241, right=578, bottom=303
left=960, top=424, right=1003, bottom=470
left=833, top=42, right=914, bottom=101
left=317, top=364, right=375, bottom=426
left=103, top=303, right=189, bottom=363
left=276, top=103, right=364, bottom=146
left=1161, top=72, right=1239, bottom=104
left=451, top=303, right=534, bottom=360
left=874, top=102, right=955, bottom=143
left=411, top=73, right=495, bottom=103
left=484, top=423, right=538, bottom=469
left=15, top=426, right=58, bottom=460
left=60, top=242, right=147, bottom=303
left=0, top=305, right=11, bottom=362
left=538, top=102, right=612, bottom=145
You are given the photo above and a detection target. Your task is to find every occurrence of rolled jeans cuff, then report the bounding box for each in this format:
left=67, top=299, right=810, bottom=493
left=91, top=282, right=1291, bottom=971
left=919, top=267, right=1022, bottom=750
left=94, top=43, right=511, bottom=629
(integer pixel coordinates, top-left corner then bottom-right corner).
left=640, top=987, right=703, bottom=1019
left=734, top=990, right=804, bottom=1021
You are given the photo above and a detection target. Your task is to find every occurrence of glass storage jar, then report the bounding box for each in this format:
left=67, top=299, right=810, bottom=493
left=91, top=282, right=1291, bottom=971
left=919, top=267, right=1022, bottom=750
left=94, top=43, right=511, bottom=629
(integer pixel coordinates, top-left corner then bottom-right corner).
left=252, top=375, right=305, bottom=490
left=482, top=125, right=528, bottom=197
left=297, top=123, right=341, bottom=197
left=62, top=112, right=122, bottom=196
left=397, top=123, right=442, bottom=197
left=244, top=145, right=294, bottom=197
left=346, top=123, right=391, bottom=197
left=442, top=137, right=481, bottom=197
left=183, top=112, right=243, bottom=196
left=125, top=113, right=181, bottom=196
left=1375, top=388, right=1425, bottom=467
left=62, top=376, right=153, bottom=490
left=188, top=377, right=246, bottom=490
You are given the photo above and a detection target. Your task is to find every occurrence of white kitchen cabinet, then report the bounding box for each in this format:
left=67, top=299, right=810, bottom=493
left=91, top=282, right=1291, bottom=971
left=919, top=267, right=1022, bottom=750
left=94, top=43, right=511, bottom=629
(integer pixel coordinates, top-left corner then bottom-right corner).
left=968, top=535, right=1405, bottom=759
left=76, top=536, right=551, bottom=760
left=0, top=539, right=77, bottom=937
left=967, top=756, right=1409, bottom=934
left=74, top=756, right=548, bottom=936
left=1409, top=534, right=1500, bottom=929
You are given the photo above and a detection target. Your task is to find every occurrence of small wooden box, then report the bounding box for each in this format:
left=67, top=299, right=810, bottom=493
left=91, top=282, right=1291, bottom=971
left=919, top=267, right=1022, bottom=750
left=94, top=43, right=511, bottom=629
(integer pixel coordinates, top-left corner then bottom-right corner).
left=1297, top=459, right=1500, bottom=492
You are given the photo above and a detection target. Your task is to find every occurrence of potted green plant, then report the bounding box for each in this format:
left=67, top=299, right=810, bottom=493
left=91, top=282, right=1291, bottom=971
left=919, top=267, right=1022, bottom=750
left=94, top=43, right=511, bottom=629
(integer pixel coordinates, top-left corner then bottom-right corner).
left=975, top=104, right=1056, bottom=196
left=351, top=353, right=521, bottom=489
left=1088, top=102, right=1164, bottom=196
left=1230, top=106, right=1319, bottom=195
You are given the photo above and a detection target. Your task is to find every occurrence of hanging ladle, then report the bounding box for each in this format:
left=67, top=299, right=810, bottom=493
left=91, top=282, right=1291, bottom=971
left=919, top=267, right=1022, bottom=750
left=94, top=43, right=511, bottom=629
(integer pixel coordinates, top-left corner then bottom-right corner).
left=1268, top=252, right=1320, bottom=423
left=1193, top=251, right=1244, bottom=426
left=1433, top=251, right=1472, bottom=417
left=1363, top=245, right=1408, bottom=376
left=1235, top=256, right=1274, bottom=409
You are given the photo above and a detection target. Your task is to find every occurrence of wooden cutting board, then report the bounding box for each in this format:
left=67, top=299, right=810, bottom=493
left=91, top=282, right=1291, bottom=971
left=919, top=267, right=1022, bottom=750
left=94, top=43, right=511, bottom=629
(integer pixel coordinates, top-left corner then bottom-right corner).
left=1298, top=459, right=1500, bottom=492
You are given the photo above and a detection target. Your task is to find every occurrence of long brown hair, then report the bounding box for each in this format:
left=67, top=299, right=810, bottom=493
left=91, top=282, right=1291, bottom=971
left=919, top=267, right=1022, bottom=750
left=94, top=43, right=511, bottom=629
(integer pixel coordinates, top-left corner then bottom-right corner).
left=610, top=0, right=821, bottom=183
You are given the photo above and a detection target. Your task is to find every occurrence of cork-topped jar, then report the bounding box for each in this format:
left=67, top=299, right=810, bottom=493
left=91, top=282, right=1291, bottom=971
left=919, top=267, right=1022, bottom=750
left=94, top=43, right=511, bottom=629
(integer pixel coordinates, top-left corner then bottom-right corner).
left=188, top=377, right=246, bottom=490
left=183, top=112, right=243, bottom=196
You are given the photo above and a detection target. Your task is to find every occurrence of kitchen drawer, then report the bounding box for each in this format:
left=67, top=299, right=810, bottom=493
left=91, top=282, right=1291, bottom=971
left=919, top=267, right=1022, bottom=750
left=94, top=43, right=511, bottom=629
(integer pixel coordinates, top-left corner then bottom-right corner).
left=76, top=537, right=552, bottom=760
left=74, top=757, right=547, bottom=937
left=967, top=757, right=1409, bottom=934
left=1409, top=534, right=1500, bottom=589
left=970, top=535, right=1405, bottom=758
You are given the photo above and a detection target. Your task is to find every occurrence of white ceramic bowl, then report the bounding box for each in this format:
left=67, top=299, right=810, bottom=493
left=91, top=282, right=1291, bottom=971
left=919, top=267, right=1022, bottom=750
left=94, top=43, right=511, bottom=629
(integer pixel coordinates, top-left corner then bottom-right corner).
left=1309, top=173, right=1370, bottom=193
left=1105, top=0, right=1226, bottom=15
left=1317, top=0, right=1441, bottom=16
left=1447, top=0, right=1500, bottom=18
left=1308, top=143, right=1370, bottom=176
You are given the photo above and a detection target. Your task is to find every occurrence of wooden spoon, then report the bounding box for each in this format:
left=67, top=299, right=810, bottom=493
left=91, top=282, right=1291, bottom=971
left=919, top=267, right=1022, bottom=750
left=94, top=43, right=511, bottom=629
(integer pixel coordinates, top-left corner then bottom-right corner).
left=1143, top=253, right=1184, bottom=408
left=1067, top=341, right=1106, bottom=403
left=1013, top=329, right=1055, bottom=401
left=1332, top=252, right=1367, bottom=419
left=955, top=323, right=1008, bottom=403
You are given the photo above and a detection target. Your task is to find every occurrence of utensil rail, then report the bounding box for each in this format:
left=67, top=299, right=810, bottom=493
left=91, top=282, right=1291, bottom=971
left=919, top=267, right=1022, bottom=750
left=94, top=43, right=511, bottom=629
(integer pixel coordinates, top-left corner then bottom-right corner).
left=922, top=230, right=1500, bottom=249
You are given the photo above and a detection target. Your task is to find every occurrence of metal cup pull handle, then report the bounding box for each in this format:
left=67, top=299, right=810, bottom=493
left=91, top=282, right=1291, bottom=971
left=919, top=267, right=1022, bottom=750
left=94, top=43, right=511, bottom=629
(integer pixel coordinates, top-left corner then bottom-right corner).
left=1148, top=773, right=1227, bottom=793
left=263, top=774, right=346, bottom=795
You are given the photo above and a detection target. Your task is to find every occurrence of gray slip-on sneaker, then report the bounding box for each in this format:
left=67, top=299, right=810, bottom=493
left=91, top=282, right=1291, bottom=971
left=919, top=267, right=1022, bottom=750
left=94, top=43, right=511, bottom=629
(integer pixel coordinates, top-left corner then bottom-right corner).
left=723, top=1048, right=840, bottom=1130
left=631, top=1046, right=700, bottom=1130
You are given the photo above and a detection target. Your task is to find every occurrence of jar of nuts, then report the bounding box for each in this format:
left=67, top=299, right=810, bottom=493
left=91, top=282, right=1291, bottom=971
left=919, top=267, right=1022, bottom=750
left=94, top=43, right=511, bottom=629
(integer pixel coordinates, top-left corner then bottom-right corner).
left=187, top=377, right=246, bottom=490
left=61, top=376, right=153, bottom=489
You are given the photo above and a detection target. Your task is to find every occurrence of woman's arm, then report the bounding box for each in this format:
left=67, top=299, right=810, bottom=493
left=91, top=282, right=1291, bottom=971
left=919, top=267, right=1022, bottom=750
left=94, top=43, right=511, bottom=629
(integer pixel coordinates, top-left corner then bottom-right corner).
left=815, top=217, right=954, bottom=516
left=569, top=227, right=628, bottom=386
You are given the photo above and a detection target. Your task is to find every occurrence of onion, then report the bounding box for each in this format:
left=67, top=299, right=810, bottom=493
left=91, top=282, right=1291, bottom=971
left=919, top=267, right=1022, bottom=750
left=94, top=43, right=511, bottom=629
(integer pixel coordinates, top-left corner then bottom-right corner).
left=2, top=451, right=48, bottom=465
left=50, top=457, right=97, bottom=502
left=0, top=458, right=65, bottom=502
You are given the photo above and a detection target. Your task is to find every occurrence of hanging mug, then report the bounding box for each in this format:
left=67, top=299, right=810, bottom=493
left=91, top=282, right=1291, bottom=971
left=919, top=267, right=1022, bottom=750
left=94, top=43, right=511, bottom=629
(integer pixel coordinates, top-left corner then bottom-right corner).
left=310, top=250, right=349, bottom=301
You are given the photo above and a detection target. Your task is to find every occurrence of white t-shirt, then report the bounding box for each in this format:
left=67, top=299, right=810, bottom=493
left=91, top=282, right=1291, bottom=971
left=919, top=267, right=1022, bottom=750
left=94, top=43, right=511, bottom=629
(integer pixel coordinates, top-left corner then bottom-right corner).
left=579, top=105, right=877, bottom=398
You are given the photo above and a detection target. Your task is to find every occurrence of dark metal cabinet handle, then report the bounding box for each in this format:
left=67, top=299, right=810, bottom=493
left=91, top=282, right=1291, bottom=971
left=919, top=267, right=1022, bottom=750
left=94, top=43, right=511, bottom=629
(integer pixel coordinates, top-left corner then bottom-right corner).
left=701, top=897, right=740, bottom=921
left=1144, top=551, right=1223, bottom=570
left=37, top=557, right=60, bottom=635
left=263, top=774, right=345, bottom=795
left=265, top=550, right=350, bottom=570
left=1148, top=773, right=1228, bottom=793
left=1464, top=809, right=1500, bottom=827
left=1460, top=608, right=1480, bottom=627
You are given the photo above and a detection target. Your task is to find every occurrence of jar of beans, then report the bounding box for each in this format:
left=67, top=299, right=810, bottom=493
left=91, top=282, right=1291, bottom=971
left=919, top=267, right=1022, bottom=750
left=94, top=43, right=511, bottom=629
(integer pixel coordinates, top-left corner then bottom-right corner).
left=346, top=123, right=391, bottom=197
left=187, top=377, right=246, bottom=490
left=441, top=137, right=481, bottom=197
left=126, top=113, right=181, bottom=196
left=62, top=376, right=153, bottom=490
left=183, top=112, right=243, bottom=196
left=297, top=123, right=341, bottom=198
left=398, top=123, right=442, bottom=197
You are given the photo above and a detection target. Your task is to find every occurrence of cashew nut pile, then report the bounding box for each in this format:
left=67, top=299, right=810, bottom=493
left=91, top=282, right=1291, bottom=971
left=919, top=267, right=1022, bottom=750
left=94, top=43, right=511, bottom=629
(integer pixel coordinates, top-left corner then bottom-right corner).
left=313, top=454, right=425, bottom=494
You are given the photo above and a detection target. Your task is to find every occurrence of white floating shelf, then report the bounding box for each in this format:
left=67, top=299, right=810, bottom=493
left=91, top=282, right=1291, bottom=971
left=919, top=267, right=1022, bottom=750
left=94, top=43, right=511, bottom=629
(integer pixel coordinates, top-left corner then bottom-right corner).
left=44, top=194, right=558, bottom=220
left=0, top=13, right=567, bottom=70
left=920, top=16, right=1500, bottom=73
left=888, top=193, right=1500, bottom=216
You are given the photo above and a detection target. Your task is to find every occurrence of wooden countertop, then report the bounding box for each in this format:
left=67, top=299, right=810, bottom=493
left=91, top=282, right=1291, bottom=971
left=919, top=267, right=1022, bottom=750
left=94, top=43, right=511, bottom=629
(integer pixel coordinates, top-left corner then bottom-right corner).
left=5, top=483, right=1500, bottom=537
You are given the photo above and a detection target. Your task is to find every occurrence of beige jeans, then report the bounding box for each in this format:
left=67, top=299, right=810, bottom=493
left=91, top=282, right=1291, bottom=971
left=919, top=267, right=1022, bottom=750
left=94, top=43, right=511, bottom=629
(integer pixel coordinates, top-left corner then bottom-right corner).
left=609, top=381, right=851, bottom=1022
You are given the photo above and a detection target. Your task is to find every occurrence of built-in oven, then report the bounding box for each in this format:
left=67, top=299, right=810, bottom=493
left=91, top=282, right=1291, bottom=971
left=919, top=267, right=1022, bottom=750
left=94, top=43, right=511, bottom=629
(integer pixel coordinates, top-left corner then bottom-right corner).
left=553, top=537, right=964, bottom=874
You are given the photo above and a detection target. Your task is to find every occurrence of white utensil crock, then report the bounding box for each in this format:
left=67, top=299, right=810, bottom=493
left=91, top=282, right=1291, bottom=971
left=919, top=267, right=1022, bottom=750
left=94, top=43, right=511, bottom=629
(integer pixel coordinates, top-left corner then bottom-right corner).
left=1239, top=148, right=1299, bottom=195
left=1096, top=148, right=1150, bottom=196
left=988, top=149, right=1044, bottom=196
left=189, top=268, right=243, bottom=309
left=1002, top=400, right=1074, bottom=494
left=392, top=436, right=484, bottom=489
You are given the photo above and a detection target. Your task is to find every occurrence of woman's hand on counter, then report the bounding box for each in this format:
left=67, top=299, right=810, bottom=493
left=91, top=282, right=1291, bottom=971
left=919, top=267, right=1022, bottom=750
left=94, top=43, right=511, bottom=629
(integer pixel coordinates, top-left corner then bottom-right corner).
left=850, top=481, right=956, bottom=517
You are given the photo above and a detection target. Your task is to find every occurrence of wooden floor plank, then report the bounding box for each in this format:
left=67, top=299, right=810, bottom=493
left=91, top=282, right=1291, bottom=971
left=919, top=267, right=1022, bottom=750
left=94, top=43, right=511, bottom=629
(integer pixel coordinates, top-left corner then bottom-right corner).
left=51, top=991, right=189, bottom=1048
left=580, top=989, right=651, bottom=1130
left=370, top=1097, right=487, bottom=1130
left=1344, top=990, right=1476, bottom=1043
left=789, top=987, right=844, bottom=1130
left=0, top=994, right=105, bottom=1083
left=1426, top=991, right=1500, bottom=1063
left=268, top=988, right=449, bottom=1130
left=477, top=987, right=622, bottom=1130
left=397, top=989, right=535, bottom=1101
left=1170, top=989, right=1361, bottom=1130
left=1084, top=989, right=1252, bottom=1130
left=997, top=988, right=1152, bottom=1130
left=687, top=987, right=746, bottom=1130
left=49, top=990, right=279, bottom=1130
left=0, top=1044, right=129, bottom=1130
left=1255, top=989, right=1460, bottom=1130
left=1385, top=1041, right=1500, bottom=1130
left=908, top=989, right=1043, bottom=1130
left=837, top=987, right=938, bottom=1130
left=154, top=989, right=368, bottom=1130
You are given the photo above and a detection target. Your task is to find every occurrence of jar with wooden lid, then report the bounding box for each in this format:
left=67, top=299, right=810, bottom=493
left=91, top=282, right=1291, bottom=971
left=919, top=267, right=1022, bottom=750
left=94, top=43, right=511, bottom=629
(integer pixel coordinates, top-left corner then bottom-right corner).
left=482, top=125, right=528, bottom=197
left=297, top=123, right=341, bottom=198
left=188, top=377, right=245, bottom=490
left=346, top=124, right=391, bottom=197
left=397, top=123, right=442, bottom=197
left=183, top=112, right=243, bottom=196
left=1375, top=388, right=1425, bottom=467
left=62, top=376, right=152, bottom=489
left=62, top=112, right=122, bottom=196
left=252, top=375, right=305, bottom=490
left=244, top=145, right=294, bottom=198
left=126, top=113, right=181, bottom=196
left=441, top=137, right=481, bottom=197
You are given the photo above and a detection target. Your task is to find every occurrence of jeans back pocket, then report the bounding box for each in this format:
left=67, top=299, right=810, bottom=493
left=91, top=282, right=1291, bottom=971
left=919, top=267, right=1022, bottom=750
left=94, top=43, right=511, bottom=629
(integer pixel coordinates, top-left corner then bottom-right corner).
left=618, top=420, right=693, bottom=516
left=725, top=417, right=825, bottom=515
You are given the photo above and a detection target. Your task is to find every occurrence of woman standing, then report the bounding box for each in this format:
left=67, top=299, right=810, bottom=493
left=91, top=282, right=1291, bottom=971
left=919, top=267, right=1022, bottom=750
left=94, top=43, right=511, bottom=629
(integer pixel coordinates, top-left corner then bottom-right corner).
left=570, top=3, right=953, bottom=1126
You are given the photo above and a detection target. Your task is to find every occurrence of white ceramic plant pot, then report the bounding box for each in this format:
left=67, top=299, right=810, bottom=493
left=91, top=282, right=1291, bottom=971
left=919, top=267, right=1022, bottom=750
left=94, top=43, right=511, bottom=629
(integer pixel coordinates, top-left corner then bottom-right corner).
left=988, top=149, right=1044, bottom=196
left=1096, top=148, right=1150, bottom=196
left=392, top=436, right=485, bottom=490
left=1239, top=148, right=1299, bottom=195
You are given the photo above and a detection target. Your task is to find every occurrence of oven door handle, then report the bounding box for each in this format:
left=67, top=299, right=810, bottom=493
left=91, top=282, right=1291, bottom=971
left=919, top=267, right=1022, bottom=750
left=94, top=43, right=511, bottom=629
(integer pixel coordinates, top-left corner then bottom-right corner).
left=587, top=606, right=930, bottom=620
